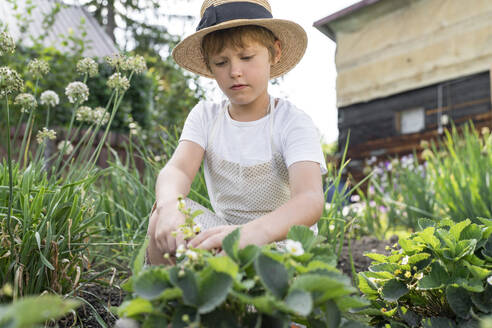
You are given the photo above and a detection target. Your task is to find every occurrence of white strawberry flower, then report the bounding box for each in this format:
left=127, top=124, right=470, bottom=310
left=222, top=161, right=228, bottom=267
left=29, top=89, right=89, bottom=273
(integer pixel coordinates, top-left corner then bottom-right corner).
left=285, top=239, right=304, bottom=256
left=185, top=250, right=198, bottom=261
left=175, top=244, right=185, bottom=258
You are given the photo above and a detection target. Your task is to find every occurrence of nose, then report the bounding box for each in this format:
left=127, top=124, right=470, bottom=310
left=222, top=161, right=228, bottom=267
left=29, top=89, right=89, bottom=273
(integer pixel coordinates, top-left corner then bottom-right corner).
left=229, top=59, right=242, bottom=78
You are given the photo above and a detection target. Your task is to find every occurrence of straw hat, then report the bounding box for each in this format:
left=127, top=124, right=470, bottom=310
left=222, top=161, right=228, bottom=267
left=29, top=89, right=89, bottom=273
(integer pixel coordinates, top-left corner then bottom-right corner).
left=172, top=0, right=307, bottom=79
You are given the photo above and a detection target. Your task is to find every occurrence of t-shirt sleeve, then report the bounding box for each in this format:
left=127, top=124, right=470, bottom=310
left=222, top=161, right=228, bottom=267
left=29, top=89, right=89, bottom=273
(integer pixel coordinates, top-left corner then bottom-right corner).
left=179, top=101, right=207, bottom=150
left=281, top=111, right=328, bottom=175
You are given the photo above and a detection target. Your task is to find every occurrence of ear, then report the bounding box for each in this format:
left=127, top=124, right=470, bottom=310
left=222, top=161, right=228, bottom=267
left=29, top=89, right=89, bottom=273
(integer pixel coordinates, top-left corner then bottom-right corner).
left=272, top=40, right=282, bottom=65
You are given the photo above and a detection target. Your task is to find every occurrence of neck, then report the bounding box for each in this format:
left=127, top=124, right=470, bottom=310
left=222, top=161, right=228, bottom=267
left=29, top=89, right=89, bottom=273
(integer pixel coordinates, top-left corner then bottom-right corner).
left=228, top=93, right=270, bottom=122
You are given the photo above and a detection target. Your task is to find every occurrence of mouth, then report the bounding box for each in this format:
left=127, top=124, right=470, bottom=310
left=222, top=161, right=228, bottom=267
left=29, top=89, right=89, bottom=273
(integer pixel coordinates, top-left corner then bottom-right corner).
left=230, top=84, right=247, bottom=90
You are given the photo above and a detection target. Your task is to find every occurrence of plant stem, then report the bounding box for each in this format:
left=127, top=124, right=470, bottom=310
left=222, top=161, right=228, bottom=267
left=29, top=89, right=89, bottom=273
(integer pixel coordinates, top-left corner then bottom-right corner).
left=4, top=96, right=15, bottom=255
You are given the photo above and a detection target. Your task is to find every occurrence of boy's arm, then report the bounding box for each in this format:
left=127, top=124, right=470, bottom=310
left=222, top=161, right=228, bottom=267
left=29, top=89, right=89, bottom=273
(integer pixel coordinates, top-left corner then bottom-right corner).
left=147, top=140, right=204, bottom=262
left=189, top=161, right=324, bottom=249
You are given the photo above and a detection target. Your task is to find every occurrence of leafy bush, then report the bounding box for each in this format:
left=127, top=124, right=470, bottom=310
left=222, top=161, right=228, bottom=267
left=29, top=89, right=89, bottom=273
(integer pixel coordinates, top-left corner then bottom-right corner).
left=117, top=226, right=370, bottom=328
left=357, top=217, right=492, bottom=327
left=361, top=123, right=491, bottom=236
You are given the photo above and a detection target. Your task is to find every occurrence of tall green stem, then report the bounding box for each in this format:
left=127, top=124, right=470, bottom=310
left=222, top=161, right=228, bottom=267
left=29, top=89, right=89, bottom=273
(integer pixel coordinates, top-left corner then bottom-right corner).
left=4, top=96, right=14, bottom=254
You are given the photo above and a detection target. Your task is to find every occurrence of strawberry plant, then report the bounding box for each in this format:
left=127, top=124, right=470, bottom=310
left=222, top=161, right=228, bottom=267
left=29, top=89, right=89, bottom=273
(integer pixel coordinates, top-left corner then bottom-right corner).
left=357, top=217, right=492, bottom=327
left=117, top=226, right=371, bottom=328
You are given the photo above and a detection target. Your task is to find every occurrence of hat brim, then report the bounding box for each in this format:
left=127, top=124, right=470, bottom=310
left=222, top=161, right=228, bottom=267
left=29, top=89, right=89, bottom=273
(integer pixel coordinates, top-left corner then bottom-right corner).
left=172, top=18, right=307, bottom=79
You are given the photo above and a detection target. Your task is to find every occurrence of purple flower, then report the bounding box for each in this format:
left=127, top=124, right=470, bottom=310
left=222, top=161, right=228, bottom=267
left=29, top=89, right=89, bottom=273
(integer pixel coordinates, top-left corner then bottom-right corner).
left=379, top=205, right=388, bottom=213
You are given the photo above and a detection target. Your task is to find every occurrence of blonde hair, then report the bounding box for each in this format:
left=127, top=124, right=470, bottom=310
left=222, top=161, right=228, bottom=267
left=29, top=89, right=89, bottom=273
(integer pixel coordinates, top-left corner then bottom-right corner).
left=201, top=25, right=279, bottom=72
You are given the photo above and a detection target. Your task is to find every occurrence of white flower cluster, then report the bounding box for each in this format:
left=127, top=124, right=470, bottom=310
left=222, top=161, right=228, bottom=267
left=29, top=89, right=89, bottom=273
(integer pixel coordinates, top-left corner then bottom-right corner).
left=76, top=57, right=98, bottom=77
left=284, top=239, right=304, bottom=256
left=40, top=90, right=59, bottom=107
left=105, top=54, right=147, bottom=73
left=14, top=93, right=37, bottom=113
left=36, top=127, right=56, bottom=144
left=65, top=81, right=89, bottom=104
left=107, top=72, right=130, bottom=92
left=129, top=121, right=141, bottom=136
left=0, top=66, right=23, bottom=97
left=175, top=245, right=198, bottom=261
left=27, top=59, right=50, bottom=79
left=76, top=106, right=110, bottom=125
left=0, top=31, right=15, bottom=56
left=57, top=140, right=74, bottom=155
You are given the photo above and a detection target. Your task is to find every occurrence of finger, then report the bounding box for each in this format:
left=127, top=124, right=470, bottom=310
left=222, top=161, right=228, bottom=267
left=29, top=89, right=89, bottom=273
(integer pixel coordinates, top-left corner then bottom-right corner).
left=195, top=233, right=222, bottom=251
left=188, top=227, right=219, bottom=248
left=175, top=234, right=186, bottom=249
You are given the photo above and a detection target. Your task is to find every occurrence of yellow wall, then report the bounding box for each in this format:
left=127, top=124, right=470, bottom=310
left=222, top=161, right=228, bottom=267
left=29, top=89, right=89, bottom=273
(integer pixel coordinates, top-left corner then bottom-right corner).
left=335, top=0, right=492, bottom=107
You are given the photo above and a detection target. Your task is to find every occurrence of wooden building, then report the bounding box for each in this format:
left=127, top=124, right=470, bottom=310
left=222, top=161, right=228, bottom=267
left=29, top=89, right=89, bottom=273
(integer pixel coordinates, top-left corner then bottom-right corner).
left=314, top=0, right=492, bottom=179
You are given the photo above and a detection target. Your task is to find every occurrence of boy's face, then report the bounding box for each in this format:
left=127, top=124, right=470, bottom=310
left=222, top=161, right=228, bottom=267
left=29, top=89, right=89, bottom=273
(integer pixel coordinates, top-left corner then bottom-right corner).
left=209, top=39, right=281, bottom=109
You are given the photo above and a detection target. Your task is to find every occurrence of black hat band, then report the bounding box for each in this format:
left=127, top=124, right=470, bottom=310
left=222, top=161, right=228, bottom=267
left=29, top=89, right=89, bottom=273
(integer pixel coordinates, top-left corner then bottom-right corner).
left=197, top=2, right=273, bottom=31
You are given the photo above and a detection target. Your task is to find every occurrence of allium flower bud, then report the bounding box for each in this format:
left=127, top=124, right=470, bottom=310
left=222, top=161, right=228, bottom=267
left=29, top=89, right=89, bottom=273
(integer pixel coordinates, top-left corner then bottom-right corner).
left=107, top=72, right=130, bottom=92
left=14, top=93, right=37, bottom=113
left=0, top=31, right=15, bottom=56
left=0, top=66, right=23, bottom=97
left=40, top=90, right=59, bottom=107
left=75, top=106, right=93, bottom=122
left=76, top=57, right=98, bottom=77
left=127, top=55, right=147, bottom=74
left=65, top=81, right=89, bottom=104
left=27, top=59, right=50, bottom=79
left=105, top=54, right=130, bottom=71
left=57, top=140, right=74, bottom=155
left=92, top=106, right=110, bottom=125
left=36, top=127, right=57, bottom=144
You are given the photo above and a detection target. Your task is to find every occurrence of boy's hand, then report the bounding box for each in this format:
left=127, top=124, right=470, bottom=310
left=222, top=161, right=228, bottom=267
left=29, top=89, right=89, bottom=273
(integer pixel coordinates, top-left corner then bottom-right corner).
left=188, top=225, right=239, bottom=251
left=147, top=202, right=186, bottom=264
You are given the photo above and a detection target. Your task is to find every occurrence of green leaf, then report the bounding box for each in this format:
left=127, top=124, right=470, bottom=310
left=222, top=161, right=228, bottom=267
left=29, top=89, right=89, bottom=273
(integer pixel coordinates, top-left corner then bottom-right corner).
left=418, top=261, right=449, bottom=290
left=118, top=298, right=153, bottom=317
left=398, top=306, right=421, bottom=327
left=237, top=244, right=260, bottom=268
left=2, top=295, right=80, bottom=326
left=460, top=224, right=482, bottom=241
left=284, top=289, right=313, bottom=316
left=198, top=270, right=233, bottom=314
left=207, top=256, right=239, bottom=279
left=357, top=274, right=379, bottom=299
left=169, top=267, right=199, bottom=306
left=399, top=237, right=424, bottom=253
left=335, top=295, right=369, bottom=311
left=446, top=286, right=471, bottom=319
left=463, top=261, right=491, bottom=280
left=408, top=253, right=431, bottom=265
left=132, top=238, right=149, bottom=277
left=419, top=218, right=437, bottom=230
left=222, top=228, right=240, bottom=261
left=422, top=317, right=456, bottom=328
left=381, top=279, right=409, bottom=302
left=363, top=253, right=388, bottom=262
left=418, top=227, right=441, bottom=249
left=324, top=300, right=341, bottom=328
left=369, top=263, right=400, bottom=273
left=133, top=268, right=170, bottom=300
left=287, top=225, right=316, bottom=251
left=470, top=285, right=492, bottom=312
left=452, top=278, right=484, bottom=292
left=255, top=253, right=289, bottom=299
left=291, top=274, right=355, bottom=304
left=450, top=219, right=471, bottom=240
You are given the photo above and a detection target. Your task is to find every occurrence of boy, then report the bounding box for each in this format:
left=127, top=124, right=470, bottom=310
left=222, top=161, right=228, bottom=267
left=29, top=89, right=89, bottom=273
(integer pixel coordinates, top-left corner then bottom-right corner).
left=147, top=0, right=327, bottom=265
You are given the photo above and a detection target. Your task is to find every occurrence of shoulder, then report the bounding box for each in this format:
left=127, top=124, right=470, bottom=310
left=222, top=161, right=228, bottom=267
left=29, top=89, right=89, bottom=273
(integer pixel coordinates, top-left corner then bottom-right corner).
left=273, top=98, right=316, bottom=132
left=187, top=99, right=224, bottom=124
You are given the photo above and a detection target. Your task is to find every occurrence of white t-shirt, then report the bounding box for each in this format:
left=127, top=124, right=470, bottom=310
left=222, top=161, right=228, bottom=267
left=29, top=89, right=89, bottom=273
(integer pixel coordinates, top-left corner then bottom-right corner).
left=179, top=98, right=328, bottom=176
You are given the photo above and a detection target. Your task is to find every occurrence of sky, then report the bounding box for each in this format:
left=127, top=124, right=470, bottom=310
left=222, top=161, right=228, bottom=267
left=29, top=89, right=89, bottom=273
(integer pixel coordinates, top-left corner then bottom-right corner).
left=161, top=0, right=362, bottom=144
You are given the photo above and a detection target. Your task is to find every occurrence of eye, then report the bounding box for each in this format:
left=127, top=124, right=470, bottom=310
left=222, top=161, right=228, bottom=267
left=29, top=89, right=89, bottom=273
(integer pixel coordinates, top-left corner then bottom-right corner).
left=213, top=60, right=226, bottom=67
left=241, top=55, right=253, bottom=61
